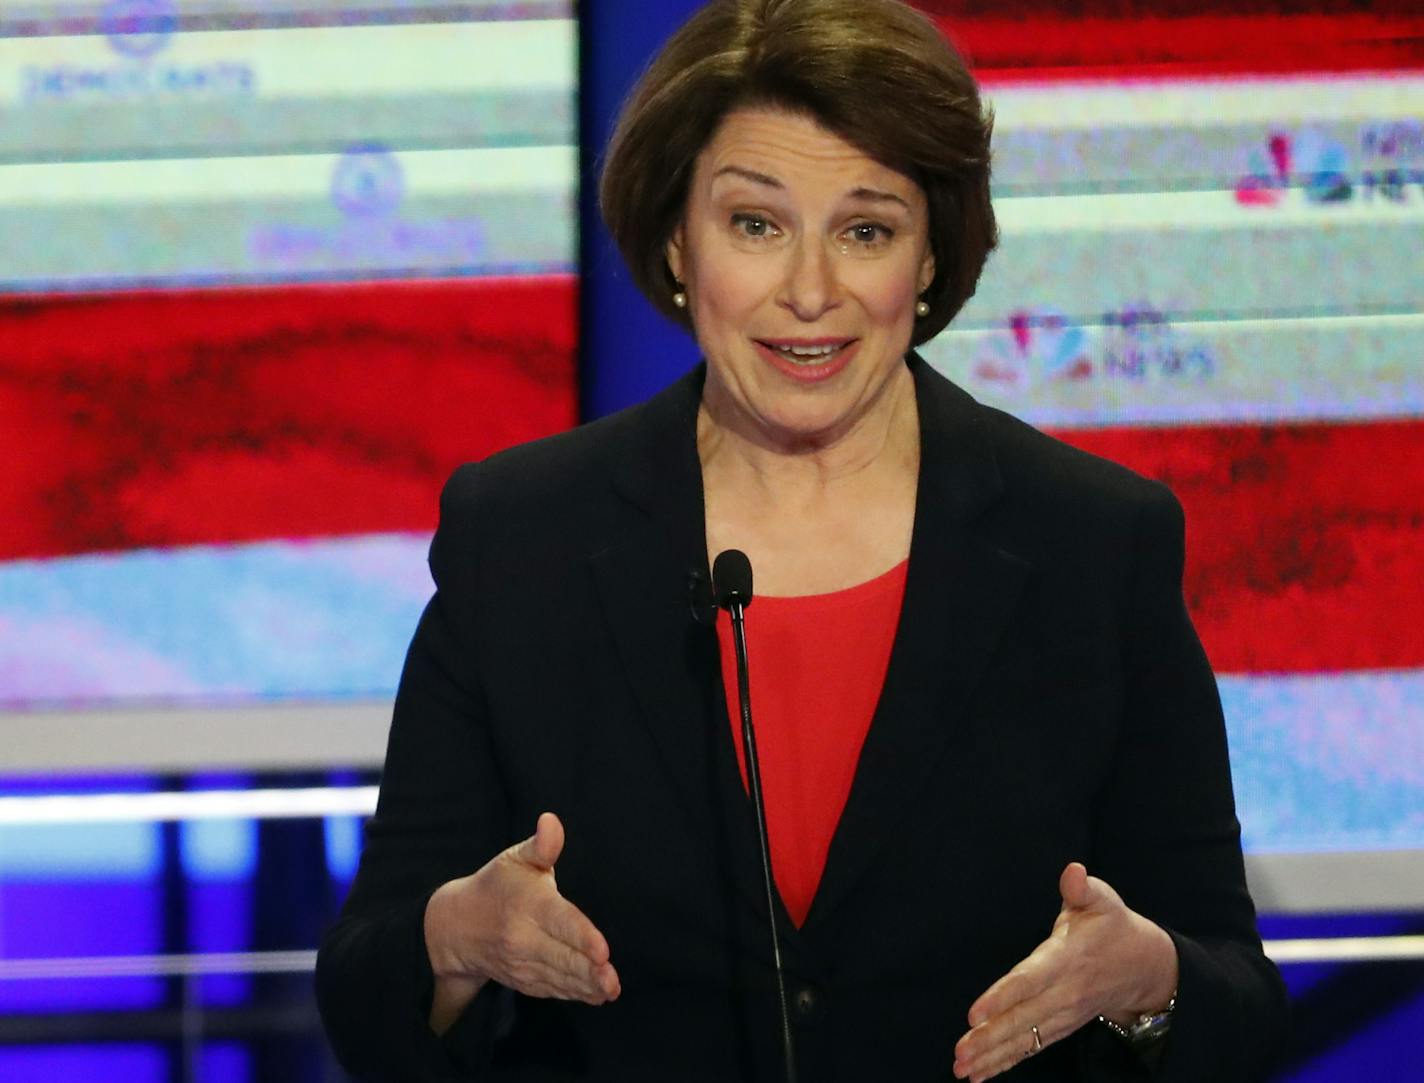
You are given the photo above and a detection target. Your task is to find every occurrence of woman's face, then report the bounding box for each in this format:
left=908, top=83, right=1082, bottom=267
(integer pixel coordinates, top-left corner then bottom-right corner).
left=668, top=107, right=935, bottom=446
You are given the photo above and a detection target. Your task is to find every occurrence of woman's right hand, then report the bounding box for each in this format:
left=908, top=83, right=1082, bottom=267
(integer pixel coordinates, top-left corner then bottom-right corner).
left=423, top=811, right=621, bottom=1032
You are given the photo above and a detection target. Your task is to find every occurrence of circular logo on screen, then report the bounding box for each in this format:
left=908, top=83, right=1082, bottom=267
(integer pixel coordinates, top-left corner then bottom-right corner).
left=972, top=307, right=1091, bottom=389
left=102, top=0, right=178, bottom=60
left=331, top=144, right=406, bottom=218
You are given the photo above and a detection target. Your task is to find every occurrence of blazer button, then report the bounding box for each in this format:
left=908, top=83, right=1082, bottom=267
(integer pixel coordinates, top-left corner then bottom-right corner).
left=793, top=985, right=819, bottom=1023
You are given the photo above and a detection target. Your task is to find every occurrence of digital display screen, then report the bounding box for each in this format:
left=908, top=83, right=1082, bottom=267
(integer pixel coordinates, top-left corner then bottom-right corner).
left=0, top=0, right=578, bottom=709
left=912, top=0, right=1424, bottom=858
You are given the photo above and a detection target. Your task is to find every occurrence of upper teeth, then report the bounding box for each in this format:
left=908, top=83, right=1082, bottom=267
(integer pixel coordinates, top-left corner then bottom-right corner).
left=775, top=344, right=838, bottom=358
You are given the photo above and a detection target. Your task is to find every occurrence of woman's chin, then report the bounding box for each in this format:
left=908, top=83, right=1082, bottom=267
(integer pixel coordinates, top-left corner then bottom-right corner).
left=750, top=398, right=864, bottom=448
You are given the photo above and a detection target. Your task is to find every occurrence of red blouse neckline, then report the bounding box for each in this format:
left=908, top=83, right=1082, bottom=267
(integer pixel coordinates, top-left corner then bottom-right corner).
left=754, top=558, right=909, bottom=607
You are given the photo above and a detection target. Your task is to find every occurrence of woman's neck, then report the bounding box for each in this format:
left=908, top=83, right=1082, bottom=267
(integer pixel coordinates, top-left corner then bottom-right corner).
left=696, top=362, right=920, bottom=503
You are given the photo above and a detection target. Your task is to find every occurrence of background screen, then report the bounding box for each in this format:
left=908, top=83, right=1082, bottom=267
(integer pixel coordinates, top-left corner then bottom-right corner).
left=909, top=0, right=1424, bottom=864
left=0, top=3, right=1421, bottom=1080
left=0, top=0, right=577, bottom=709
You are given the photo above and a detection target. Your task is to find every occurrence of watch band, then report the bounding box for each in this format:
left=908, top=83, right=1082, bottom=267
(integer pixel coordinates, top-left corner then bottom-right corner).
left=1097, top=994, right=1176, bottom=1044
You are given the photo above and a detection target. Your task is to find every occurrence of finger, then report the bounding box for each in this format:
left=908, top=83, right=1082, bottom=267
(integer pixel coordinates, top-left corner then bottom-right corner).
left=514, top=812, right=565, bottom=871
left=526, top=930, right=620, bottom=1002
left=966, top=934, right=1065, bottom=1027
left=593, top=960, right=622, bottom=1000
left=1058, top=861, right=1090, bottom=910
left=508, top=952, right=606, bottom=1003
left=538, top=892, right=612, bottom=966
left=954, top=989, right=1083, bottom=1082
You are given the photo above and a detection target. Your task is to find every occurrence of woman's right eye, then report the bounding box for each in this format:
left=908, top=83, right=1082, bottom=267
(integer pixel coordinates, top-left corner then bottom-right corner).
left=731, top=213, right=778, bottom=239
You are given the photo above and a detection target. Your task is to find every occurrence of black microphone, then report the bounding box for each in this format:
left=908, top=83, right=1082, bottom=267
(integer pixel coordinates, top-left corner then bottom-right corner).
left=712, top=548, right=753, bottom=612
left=712, top=549, right=797, bottom=1083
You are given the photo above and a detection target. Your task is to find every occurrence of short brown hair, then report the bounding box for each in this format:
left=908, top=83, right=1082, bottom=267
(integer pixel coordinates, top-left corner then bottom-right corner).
left=599, top=0, right=997, bottom=346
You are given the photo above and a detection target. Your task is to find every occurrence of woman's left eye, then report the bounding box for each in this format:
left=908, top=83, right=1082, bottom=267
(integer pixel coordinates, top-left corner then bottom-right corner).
left=844, top=223, right=892, bottom=246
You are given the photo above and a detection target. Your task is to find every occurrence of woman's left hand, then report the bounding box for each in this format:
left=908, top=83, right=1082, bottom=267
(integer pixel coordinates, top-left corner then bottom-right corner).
left=952, top=862, right=1178, bottom=1082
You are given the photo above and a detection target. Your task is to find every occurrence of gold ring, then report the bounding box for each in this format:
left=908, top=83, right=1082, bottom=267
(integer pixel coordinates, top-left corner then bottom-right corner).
left=1030, top=1025, right=1043, bottom=1054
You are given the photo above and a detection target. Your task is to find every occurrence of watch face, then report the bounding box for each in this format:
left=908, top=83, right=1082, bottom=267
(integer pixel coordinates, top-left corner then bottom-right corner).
left=1129, top=1008, right=1175, bottom=1043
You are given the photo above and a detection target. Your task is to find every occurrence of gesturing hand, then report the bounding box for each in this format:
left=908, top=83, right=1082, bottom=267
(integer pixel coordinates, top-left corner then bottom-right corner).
left=424, top=812, right=621, bottom=1027
left=952, top=862, right=1177, bottom=1082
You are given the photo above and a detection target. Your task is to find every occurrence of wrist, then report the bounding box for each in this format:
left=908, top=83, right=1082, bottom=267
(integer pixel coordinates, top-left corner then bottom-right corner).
left=1099, top=919, right=1178, bottom=1043
left=1105, top=919, right=1178, bottom=1025
left=424, top=878, right=482, bottom=983
left=1099, top=993, right=1175, bottom=1044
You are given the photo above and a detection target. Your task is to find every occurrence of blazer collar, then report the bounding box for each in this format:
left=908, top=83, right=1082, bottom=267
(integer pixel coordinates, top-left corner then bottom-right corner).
left=603, top=352, right=1004, bottom=527
left=589, top=356, right=1033, bottom=936
left=806, top=356, right=1032, bottom=932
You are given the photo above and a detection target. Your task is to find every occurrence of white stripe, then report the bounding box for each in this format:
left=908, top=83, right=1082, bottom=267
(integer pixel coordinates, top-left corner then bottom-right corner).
left=0, top=937, right=1419, bottom=982
left=0, top=20, right=574, bottom=102
left=0, top=699, right=392, bottom=774
left=924, top=311, right=1424, bottom=427
left=0, top=786, right=379, bottom=824
left=1247, top=850, right=1424, bottom=914
left=2, top=0, right=566, bottom=19
left=0, top=950, right=317, bottom=981
left=1265, top=936, right=1424, bottom=964
left=995, top=186, right=1424, bottom=233
left=0, top=144, right=575, bottom=205
left=986, top=74, right=1424, bottom=131
left=0, top=158, right=1396, bottom=222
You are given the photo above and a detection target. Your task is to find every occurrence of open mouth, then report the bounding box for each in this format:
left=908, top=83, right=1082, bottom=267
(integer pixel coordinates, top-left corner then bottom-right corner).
left=754, top=339, right=857, bottom=366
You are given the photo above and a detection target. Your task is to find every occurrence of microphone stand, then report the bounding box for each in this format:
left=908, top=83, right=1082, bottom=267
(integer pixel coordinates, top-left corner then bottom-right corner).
left=723, top=590, right=798, bottom=1083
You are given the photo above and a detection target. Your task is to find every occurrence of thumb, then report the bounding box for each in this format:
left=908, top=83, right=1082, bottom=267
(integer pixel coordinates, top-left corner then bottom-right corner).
left=1059, top=861, right=1091, bottom=910
left=515, top=811, right=565, bottom=871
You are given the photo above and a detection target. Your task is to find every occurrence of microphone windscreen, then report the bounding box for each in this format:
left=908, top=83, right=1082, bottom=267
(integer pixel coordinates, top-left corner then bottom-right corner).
left=712, top=549, right=754, bottom=609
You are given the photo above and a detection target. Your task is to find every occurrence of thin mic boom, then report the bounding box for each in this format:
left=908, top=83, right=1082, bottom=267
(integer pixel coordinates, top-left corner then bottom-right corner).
left=712, top=549, right=797, bottom=1083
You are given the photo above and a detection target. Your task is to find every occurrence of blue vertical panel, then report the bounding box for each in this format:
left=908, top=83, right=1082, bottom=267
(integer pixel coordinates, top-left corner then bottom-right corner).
left=578, top=0, right=703, bottom=420
left=0, top=777, right=166, bottom=1013
left=180, top=777, right=258, bottom=1007
left=1261, top=912, right=1424, bottom=1078
left=1276, top=991, right=1424, bottom=1082
left=0, top=1044, right=166, bottom=1082
left=201, top=1041, right=252, bottom=1083
left=324, top=814, right=363, bottom=885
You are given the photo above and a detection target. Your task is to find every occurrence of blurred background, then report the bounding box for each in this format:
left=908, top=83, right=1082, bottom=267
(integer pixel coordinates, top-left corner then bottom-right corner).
left=0, top=0, right=1420, bottom=1079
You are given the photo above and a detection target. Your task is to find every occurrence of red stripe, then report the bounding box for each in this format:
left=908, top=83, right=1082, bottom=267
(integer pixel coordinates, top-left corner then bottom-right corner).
left=0, top=277, right=577, bottom=560
left=1052, top=420, right=1424, bottom=674
left=920, top=11, right=1424, bottom=79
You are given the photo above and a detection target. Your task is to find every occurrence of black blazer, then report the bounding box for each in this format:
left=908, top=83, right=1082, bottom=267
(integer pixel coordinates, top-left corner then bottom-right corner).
left=317, top=357, right=1288, bottom=1082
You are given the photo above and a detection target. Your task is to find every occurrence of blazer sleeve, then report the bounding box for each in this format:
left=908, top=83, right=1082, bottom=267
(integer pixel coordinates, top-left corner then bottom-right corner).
left=1077, top=481, right=1290, bottom=1082
left=316, top=464, right=516, bottom=1080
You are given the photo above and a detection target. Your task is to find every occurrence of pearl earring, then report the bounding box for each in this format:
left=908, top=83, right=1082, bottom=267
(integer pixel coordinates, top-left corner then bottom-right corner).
left=915, top=299, right=930, bottom=318
left=672, top=290, right=688, bottom=309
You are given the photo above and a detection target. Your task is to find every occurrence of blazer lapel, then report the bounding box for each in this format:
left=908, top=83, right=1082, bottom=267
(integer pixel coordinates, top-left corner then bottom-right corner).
left=587, top=357, right=1037, bottom=938
left=804, top=356, right=1034, bottom=932
left=586, top=365, right=810, bottom=930
left=587, top=368, right=719, bottom=837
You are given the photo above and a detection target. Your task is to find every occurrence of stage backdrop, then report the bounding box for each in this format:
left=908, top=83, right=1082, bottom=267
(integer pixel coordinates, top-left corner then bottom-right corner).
left=0, top=1, right=1420, bottom=1080
left=0, top=0, right=577, bottom=709
left=0, top=3, right=578, bottom=1076
left=584, top=0, right=1424, bottom=872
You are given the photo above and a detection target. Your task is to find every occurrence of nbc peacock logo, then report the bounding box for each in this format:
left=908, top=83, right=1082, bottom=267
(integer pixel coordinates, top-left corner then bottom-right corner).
left=972, top=308, right=1093, bottom=390
left=968, top=305, right=1216, bottom=393
left=1235, top=129, right=1353, bottom=206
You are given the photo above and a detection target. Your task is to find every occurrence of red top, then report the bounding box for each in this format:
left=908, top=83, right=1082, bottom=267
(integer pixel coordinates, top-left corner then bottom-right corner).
left=717, top=559, right=909, bottom=927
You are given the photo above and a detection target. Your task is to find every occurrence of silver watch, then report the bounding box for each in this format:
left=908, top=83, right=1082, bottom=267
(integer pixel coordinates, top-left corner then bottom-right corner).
left=1097, top=994, right=1176, bottom=1044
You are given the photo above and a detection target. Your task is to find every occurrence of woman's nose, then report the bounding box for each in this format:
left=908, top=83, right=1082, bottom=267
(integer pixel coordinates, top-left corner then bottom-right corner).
left=779, top=236, right=839, bottom=321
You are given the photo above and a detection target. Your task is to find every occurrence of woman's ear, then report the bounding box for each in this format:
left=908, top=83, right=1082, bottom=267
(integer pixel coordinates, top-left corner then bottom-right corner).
left=918, top=245, right=936, bottom=295
left=665, top=223, right=686, bottom=285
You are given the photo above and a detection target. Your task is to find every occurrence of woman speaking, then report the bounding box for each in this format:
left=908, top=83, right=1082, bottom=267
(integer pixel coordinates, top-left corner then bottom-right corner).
left=316, top=1, right=1289, bottom=1079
